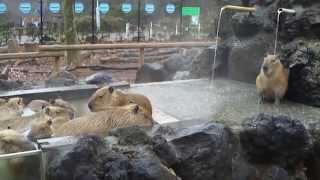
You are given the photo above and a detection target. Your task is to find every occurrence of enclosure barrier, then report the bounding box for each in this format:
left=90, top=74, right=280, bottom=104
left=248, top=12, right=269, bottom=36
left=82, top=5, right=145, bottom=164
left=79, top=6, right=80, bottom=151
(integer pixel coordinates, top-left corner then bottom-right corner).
left=0, top=41, right=215, bottom=74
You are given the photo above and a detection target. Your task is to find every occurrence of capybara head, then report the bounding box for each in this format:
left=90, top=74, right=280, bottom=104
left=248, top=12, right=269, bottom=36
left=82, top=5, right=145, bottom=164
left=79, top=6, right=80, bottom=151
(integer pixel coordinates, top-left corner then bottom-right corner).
left=27, top=120, right=53, bottom=142
left=0, top=129, right=35, bottom=154
left=51, top=98, right=75, bottom=111
left=88, top=86, right=120, bottom=111
left=6, top=97, right=25, bottom=111
left=44, top=105, right=75, bottom=119
left=27, top=100, right=50, bottom=112
left=261, top=54, right=283, bottom=77
left=123, top=104, right=154, bottom=127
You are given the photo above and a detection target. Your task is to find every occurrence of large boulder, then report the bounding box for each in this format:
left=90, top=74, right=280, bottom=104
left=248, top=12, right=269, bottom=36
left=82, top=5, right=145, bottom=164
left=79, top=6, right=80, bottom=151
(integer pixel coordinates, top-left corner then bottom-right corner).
left=153, top=122, right=234, bottom=180
left=231, top=13, right=263, bottom=38
left=0, top=79, right=23, bottom=90
left=280, top=4, right=320, bottom=41
left=85, top=71, right=114, bottom=85
left=48, top=127, right=179, bottom=180
left=163, top=54, right=191, bottom=74
left=240, top=113, right=312, bottom=168
left=227, top=33, right=273, bottom=83
left=46, top=70, right=78, bottom=87
left=135, top=63, right=169, bottom=83
left=189, top=44, right=230, bottom=79
left=281, top=41, right=320, bottom=107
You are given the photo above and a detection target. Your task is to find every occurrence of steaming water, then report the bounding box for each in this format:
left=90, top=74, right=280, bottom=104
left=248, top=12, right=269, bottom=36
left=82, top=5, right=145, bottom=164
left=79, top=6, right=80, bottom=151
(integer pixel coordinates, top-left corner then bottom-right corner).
left=130, top=79, right=320, bottom=128
left=274, top=11, right=281, bottom=55
left=210, top=9, right=224, bottom=84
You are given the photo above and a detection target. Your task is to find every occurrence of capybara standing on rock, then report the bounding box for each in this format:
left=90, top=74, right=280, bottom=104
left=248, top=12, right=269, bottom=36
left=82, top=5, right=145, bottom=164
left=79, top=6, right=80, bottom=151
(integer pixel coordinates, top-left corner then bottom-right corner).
left=53, top=104, right=153, bottom=137
left=88, top=86, right=153, bottom=115
left=256, top=54, right=289, bottom=105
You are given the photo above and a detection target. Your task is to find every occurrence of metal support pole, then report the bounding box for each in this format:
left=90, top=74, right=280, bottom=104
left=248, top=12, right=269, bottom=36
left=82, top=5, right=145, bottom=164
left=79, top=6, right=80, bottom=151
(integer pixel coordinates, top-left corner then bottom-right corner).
left=137, top=0, right=141, bottom=42
left=179, top=0, right=183, bottom=39
left=91, top=0, right=95, bottom=43
left=40, top=0, right=43, bottom=44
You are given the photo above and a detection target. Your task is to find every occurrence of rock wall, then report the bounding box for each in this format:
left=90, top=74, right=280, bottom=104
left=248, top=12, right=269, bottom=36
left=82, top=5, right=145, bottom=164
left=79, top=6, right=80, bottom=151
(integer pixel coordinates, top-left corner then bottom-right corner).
left=46, top=113, right=320, bottom=180
left=215, top=0, right=320, bottom=107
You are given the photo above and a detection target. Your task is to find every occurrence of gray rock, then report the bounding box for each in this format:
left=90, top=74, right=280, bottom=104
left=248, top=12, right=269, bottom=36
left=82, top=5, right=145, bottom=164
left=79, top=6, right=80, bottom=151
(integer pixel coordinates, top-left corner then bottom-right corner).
left=163, top=54, right=191, bottom=74
left=136, top=63, right=169, bottom=83
left=231, top=13, right=263, bottom=38
left=172, top=71, right=190, bottom=80
left=108, top=126, right=152, bottom=146
left=153, top=122, right=234, bottom=180
left=46, top=70, right=78, bottom=87
left=281, top=4, right=320, bottom=40
left=0, top=79, right=23, bottom=90
left=281, top=41, right=320, bottom=107
left=48, top=133, right=179, bottom=180
left=189, top=44, right=229, bottom=79
left=85, top=71, right=113, bottom=85
left=227, top=33, right=273, bottom=83
left=240, top=113, right=312, bottom=167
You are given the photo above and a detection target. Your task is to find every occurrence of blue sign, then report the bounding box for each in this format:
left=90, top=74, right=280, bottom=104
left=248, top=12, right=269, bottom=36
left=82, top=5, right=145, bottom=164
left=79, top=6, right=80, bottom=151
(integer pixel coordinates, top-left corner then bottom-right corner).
left=145, top=3, right=155, bottom=14
left=99, top=2, right=109, bottom=14
left=0, top=3, right=7, bottom=14
left=49, top=2, right=60, bottom=13
left=19, top=2, right=32, bottom=14
left=74, top=2, right=84, bottom=13
left=121, top=3, right=132, bottom=14
left=166, top=4, right=175, bottom=14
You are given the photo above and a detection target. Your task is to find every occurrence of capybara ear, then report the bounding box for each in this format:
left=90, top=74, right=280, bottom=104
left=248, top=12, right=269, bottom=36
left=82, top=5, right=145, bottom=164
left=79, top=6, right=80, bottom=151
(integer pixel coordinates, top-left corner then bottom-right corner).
left=47, top=120, right=53, bottom=126
left=48, top=98, right=55, bottom=104
left=133, top=105, right=139, bottom=114
left=108, top=87, right=114, bottom=93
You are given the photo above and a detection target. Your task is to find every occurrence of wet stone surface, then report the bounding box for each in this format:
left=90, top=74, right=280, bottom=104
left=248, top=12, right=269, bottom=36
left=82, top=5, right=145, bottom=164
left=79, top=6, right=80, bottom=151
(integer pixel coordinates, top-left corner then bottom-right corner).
left=130, top=79, right=320, bottom=128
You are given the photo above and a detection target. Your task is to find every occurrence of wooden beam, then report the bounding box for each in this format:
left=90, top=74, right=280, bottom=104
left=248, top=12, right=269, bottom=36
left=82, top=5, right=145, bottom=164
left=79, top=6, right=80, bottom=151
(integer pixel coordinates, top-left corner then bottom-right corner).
left=0, top=52, right=64, bottom=61
left=39, top=41, right=215, bottom=51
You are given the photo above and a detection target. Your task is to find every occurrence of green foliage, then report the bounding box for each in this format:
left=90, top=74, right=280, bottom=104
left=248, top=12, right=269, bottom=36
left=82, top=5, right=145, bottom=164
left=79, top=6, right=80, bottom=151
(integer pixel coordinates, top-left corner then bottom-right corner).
left=75, top=15, right=91, bottom=34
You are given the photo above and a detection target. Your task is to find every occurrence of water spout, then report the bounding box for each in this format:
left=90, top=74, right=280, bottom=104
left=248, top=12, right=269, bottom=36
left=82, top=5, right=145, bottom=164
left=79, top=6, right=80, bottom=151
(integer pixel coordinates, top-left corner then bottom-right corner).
left=211, top=5, right=256, bottom=83
left=274, top=8, right=296, bottom=55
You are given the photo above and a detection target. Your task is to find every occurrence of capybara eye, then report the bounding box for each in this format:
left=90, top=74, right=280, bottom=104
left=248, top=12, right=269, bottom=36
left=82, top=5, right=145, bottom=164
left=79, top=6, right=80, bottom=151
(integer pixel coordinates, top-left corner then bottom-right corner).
left=133, top=105, right=139, bottom=113
left=108, top=87, right=114, bottom=93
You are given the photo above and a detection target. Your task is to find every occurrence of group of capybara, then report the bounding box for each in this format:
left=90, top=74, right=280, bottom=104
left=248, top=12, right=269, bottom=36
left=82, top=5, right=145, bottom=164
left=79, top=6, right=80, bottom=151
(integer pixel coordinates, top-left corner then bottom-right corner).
left=0, top=86, right=154, bottom=156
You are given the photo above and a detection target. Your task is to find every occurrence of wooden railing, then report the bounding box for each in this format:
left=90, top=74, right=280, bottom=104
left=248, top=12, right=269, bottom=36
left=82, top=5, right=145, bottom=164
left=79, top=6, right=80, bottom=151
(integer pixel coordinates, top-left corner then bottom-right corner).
left=0, top=42, right=215, bottom=72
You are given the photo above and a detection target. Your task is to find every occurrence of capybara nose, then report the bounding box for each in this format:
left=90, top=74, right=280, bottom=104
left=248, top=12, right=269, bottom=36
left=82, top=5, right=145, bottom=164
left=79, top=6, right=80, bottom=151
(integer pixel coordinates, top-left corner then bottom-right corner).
left=88, top=103, right=92, bottom=110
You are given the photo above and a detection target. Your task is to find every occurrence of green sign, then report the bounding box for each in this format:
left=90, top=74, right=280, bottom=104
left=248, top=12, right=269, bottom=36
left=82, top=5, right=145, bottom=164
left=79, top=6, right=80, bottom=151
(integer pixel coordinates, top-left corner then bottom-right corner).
left=182, top=7, right=200, bottom=16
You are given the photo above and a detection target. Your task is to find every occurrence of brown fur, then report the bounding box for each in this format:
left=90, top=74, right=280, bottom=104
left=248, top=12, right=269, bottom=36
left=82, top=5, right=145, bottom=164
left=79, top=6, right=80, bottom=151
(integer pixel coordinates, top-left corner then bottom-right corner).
left=51, top=98, right=76, bottom=118
left=27, top=120, right=53, bottom=142
left=88, top=86, right=153, bottom=115
left=44, top=105, right=74, bottom=119
left=0, top=97, right=25, bottom=123
left=54, top=104, right=153, bottom=137
left=27, top=100, right=50, bottom=112
left=0, top=129, right=34, bottom=154
left=0, top=129, right=36, bottom=177
left=256, top=54, right=289, bottom=104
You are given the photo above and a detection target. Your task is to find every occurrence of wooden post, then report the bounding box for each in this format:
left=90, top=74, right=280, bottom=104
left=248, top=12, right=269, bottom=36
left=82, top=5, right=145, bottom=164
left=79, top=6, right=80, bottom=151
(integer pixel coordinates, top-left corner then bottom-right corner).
left=53, top=56, right=60, bottom=74
left=139, top=47, right=145, bottom=67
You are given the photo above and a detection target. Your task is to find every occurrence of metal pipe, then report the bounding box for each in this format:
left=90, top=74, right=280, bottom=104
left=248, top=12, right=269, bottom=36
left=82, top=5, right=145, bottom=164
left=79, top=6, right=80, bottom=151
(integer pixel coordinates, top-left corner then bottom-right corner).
left=274, top=8, right=296, bottom=55
left=221, top=5, right=256, bottom=12
left=40, top=0, right=43, bottom=44
left=0, top=150, right=42, bottom=160
left=278, top=8, right=296, bottom=14
left=211, top=5, right=256, bottom=81
left=91, top=0, right=95, bottom=43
